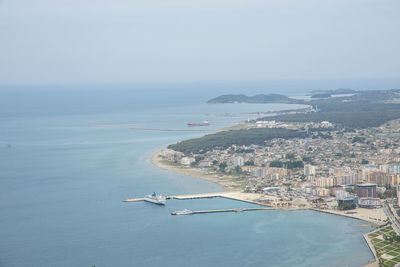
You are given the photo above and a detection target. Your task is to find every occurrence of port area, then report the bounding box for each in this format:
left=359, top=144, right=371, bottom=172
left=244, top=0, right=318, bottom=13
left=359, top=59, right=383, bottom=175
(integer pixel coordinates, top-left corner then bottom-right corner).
left=122, top=191, right=307, bottom=209
left=122, top=192, right=388, bottom=225
left=123, top=192, right=265, bottom=206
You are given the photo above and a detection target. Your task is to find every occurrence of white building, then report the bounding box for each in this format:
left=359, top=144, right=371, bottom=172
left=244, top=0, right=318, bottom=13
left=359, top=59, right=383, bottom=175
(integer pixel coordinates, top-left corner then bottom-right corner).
left=335, top=190, right=349, bottom=200
left=304, top=164, right=316, bottom=177
left=181, top=157, right=195, bottom=166
left=234, top=156, right=244, bottom=167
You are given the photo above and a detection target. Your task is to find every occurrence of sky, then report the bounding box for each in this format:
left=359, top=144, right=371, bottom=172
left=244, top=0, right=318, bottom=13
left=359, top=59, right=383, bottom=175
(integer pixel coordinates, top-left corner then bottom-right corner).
left=0, top=0, right=399, bottom=85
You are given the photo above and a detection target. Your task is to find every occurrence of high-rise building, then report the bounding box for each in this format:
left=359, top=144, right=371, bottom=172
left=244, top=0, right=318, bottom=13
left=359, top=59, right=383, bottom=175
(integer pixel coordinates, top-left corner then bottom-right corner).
left=304, top=164, right=316, bottom=177
left=397, top=184, right=400, bottom=207
left=356, top=183, right=377, bottom=198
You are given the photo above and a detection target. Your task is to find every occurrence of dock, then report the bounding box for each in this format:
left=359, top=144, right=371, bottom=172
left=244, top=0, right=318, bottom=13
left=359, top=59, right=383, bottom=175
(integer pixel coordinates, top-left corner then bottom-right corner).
left=122, top=198, right=145, bottom=202
left=171, top=207, right=273, bottom=215
left=123, top=192, right=271, bottom=207
left=123, top=192, right=223, bottom=202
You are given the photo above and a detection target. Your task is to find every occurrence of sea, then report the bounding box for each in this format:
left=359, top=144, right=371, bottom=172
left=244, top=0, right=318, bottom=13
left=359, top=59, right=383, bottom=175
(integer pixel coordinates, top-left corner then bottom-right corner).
left=0, top=82, right=379, bottom=267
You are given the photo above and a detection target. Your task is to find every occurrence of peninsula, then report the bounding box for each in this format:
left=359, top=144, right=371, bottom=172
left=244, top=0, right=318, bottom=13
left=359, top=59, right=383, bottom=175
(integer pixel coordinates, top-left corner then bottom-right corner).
left=151, top=88, right=400, bottom=266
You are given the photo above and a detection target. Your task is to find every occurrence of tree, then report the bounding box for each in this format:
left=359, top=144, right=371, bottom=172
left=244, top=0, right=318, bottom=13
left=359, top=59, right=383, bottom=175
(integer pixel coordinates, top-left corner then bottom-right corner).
left=234, top=166, right=242, bottom=174
left=270, top=161, right=283, bottom=168
left=302, top=156, right=312, bottom=163
left=361, top=159, right=369, bottom=164
left=195, top=155, right=204, bottom=163
left=286, top=153, right=295, bottom=160
left=337, top=202, right=356, bottom=210
left=219, top=162, right=227, bottom=172
left=244, top=160, right=255, bottom=166
left=285, top=161, right=304, bottom=169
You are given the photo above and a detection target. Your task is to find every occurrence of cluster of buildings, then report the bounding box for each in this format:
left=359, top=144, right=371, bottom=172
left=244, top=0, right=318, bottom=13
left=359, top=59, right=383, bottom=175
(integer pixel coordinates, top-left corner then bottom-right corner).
left=161, top=120, right=400, bottom=209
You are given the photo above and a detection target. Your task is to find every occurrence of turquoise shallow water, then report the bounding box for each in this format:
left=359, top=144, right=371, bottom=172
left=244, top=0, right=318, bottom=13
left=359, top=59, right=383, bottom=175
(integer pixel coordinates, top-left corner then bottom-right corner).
left=0, top=88, right=374, bottom=267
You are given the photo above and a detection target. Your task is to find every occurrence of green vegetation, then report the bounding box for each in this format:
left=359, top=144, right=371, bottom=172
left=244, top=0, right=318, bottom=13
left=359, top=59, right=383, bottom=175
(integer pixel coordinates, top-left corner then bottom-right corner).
left=269, top=160, right=283, bottom=168
left=285, top=153, right=295, bottom=159
left=301, top=156, right=312, bottom=163
left=244, top=160, right=255, bottom=166
left=207, top=93, right=298, bottom=104
left=368, top=226, right=400, bottom=267
left=235, top=148, right=255, bottom=153
left=352, top=136, right=366, bottom=143
left=337, top=202, right=356, bottom=210
left=264, top=107, right=400, bottom=128
left=285, top=161, right=304, bottom=169
left=311, top=93, right=331, bottom=98
left=208, top=89, right=400, bottom=128
left=219, top=162, right=227, bottom=172
left=269, top=160, right=304, bottom=169
left=261, top=90, right=400, bottom=128
left=168, top=128, right=306, bottom=154
left=379, top=185, right=397, bottom=199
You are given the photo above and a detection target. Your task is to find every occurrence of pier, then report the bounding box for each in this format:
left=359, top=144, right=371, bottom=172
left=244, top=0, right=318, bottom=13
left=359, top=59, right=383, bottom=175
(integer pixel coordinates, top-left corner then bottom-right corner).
left=171, top=207, right=273, bottom=215
left=122, top=198, right=145, bottom=202
left=123, top=192, right=223, bottom=202
left=123, top=192, right=272, bottom=207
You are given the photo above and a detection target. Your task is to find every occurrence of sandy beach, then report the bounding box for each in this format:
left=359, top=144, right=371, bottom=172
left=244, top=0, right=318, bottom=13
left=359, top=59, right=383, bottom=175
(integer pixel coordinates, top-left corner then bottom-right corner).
left=150, top=149, right=388, bottom=223
left=150, top=149, right=245, bottom=191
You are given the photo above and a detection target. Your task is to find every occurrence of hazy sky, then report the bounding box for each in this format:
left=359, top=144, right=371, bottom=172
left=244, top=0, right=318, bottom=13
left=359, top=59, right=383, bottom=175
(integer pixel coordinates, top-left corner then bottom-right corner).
left=1, top=0, right=399, bottom=84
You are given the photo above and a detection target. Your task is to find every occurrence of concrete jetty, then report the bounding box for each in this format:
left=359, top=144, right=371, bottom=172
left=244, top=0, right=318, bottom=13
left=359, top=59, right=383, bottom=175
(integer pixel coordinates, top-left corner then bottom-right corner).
left=122, top=192, right=271, bottom=206
left=123, top=198, right=145, bottom=202
left=123, top=192, right=223, bottom=202
left=171, top=207, right=273, bottom=215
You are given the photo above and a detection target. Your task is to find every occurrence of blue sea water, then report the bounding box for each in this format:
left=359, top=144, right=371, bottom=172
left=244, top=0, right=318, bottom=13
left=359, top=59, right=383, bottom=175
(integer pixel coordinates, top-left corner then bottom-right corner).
left=0, top=85, right=374, bottom=267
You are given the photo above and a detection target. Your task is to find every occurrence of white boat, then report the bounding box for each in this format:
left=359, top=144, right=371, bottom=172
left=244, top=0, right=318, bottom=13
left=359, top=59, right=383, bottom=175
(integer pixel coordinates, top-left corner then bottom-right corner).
left=173, top=209, right=193, bottom=215
left=144, top=192, right=166, bottom=205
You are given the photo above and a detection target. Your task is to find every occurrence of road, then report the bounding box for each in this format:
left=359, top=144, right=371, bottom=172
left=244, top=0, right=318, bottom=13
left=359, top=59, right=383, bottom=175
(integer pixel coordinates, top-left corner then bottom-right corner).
left=383, top=202, right=400, bottom=234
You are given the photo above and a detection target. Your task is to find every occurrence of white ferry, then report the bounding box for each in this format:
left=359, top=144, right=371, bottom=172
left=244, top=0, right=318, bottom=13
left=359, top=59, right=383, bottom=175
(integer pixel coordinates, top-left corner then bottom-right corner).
left=173, top=209, right=193, bottom=215
left=144, top=192, right=166, bottom=205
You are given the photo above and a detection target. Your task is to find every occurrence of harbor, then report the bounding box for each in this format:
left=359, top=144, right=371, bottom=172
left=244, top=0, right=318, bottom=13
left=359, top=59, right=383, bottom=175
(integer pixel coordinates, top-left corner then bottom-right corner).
left=123, top=191, right=388, bottom=225
left=123, top=191, right=276, bottom=207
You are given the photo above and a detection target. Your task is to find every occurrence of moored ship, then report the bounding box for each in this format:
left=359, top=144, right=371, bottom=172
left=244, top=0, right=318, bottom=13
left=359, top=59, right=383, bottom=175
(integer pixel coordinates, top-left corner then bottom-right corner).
left=172, top=209, right=193, bottom=215
left=187, top=120, right=210, bottom=127
left=144, top=192, right=166, bottom=205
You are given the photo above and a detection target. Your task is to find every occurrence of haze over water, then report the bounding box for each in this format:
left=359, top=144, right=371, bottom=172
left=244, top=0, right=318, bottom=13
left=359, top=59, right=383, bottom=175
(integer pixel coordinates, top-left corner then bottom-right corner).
left=0, top=85, right=375, bottom=267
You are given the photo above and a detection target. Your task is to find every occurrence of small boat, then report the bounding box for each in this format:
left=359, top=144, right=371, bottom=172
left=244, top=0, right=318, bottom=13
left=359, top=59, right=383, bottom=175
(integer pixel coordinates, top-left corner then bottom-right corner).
left=144, top=192, right=166, bottom=205
left=187, top=121, right=210, bottom=127
left=172, top=209, right=193, bottom=215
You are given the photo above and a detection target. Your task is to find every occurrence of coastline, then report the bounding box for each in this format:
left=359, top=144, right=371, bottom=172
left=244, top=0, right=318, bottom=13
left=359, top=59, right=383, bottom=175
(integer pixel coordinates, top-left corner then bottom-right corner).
left=149, top=149, right=384, bottom=266
left=150, top=149, right=245, bottom=192
left=149, top=149, right=388, bottom=222
left=310, top=208, right=387, bottom=226
left=147, top=99, right=391, bottom=267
